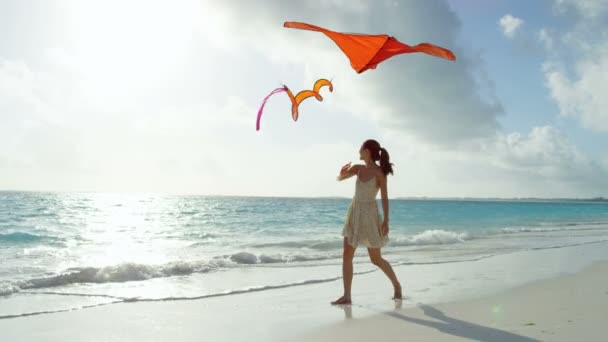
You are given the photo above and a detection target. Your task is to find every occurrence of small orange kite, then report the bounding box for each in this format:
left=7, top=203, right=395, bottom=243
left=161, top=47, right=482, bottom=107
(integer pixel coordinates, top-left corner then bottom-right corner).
left=284, top=22, right=456, bottom=73
left=256, top=79, right=333, bottom=131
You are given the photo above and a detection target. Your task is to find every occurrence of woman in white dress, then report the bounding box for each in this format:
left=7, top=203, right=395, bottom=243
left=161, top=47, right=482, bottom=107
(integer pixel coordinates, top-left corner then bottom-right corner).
left=332, top=139, right=401, bottom=305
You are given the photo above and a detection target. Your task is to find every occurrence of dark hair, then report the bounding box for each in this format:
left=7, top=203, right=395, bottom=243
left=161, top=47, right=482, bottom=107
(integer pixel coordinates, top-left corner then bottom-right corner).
left=362, top=139, right=394, bottom=176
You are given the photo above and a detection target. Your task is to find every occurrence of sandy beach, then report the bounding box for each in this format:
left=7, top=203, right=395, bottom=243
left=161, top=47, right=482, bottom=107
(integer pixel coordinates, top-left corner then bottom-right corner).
left=1, top=240, right=607, bottom=342
left=300, top=261, right=608, bottom=342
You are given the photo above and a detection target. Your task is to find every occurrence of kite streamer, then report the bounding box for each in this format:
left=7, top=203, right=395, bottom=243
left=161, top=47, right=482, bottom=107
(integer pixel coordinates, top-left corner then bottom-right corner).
left=256, top=87, right=287, bottom=131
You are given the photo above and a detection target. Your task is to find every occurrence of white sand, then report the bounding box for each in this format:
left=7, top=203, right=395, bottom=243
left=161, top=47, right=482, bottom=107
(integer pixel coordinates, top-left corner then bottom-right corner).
left=1, top=243, right=607, bottom=342
left=299, top=261, right=608, bottom=342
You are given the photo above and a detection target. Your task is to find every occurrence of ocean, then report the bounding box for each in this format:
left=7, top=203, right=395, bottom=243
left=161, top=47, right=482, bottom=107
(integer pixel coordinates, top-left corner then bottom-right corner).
left=1, top=191, right=608, bottom=318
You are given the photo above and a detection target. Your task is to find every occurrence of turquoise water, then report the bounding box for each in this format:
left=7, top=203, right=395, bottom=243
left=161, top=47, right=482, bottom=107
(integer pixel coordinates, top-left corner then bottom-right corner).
left=1, top=191, right=608, bottom=317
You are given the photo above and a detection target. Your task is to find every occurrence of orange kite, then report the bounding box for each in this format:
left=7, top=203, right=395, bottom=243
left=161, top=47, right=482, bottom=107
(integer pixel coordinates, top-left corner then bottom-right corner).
left=256, top=79, right=333, bottom=131
left=284, top=22, right=456, bottom=73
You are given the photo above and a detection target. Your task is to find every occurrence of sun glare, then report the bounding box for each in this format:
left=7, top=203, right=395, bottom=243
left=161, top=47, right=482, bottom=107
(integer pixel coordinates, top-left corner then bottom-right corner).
left=64, top=0, right=202, bottom=95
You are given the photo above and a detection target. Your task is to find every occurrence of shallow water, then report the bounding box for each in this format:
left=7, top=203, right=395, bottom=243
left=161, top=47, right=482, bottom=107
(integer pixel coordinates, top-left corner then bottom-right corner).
left=1, top=191, right=607, bottom=317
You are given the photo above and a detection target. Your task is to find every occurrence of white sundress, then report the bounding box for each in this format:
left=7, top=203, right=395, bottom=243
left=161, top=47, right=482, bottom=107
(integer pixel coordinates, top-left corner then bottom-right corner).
left=342, top=171, right=388, bottom=248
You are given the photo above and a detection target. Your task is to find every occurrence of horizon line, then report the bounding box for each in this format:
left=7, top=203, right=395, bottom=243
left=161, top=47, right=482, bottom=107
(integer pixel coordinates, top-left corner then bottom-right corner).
left=0, top=189, right=606, bottom=202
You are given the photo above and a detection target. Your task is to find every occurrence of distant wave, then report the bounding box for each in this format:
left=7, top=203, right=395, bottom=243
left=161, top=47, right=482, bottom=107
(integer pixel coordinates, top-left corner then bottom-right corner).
left=501, top=227, right=566, bottom=234
left=248, top=223, right=608, bottom=252
left=391, top=230, right=470, bottom=246
left=228, top=251, right=341, bottom=264
left=0, top=232, right=63, bottom=245
left=248, top=240, right=343, bottom=251
left=249, top=230, right=472, bottom=250
left=500, top=223, right=608, bottom=234
left=530, top=239, right=608, bottom=250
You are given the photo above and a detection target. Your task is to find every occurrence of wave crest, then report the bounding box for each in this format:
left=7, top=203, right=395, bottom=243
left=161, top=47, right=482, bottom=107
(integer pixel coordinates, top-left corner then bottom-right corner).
left=391, top=230, right=470, bottom=246
left=0, top=232, right=63, bottom=245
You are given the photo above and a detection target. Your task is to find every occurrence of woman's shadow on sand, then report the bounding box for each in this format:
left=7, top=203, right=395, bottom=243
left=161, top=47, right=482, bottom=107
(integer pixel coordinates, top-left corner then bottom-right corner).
left=389, top=302, right=540, bottom=342
left=339, top=301, right=540, bottom=342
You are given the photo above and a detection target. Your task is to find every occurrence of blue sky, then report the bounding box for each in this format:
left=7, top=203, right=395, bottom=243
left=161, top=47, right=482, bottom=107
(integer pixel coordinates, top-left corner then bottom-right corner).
left=448, top=0, right=608, bottom=158
left=0, top=0, right=607, bottom=198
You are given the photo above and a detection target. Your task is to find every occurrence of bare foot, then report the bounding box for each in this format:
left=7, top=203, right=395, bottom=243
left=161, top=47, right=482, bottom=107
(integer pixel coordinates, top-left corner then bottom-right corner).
left=393, top=283, right=402, bottom=300
left=331, top=295, right=351, bottom=305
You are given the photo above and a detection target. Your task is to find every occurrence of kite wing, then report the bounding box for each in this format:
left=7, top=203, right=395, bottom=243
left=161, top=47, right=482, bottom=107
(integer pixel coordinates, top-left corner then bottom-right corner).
left=283, top=21, right=455, bottom=73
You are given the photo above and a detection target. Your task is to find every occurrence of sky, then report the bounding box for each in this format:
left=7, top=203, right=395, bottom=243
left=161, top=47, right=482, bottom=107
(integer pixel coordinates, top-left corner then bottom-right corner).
left=0, top=0, right=607, bottom=198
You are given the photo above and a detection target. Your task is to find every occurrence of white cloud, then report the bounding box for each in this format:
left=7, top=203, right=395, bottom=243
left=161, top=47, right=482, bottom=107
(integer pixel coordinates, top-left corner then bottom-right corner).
left=499, top=14, right=524, bottom=38
left=0, top=55, right=253, bottom=193
left=554, top=0, right=608, bottom=18
left=491, top=126, right=593, bottom=180
left=542, top=1, right=608, bottom=131
left=544, top=57, right=608, bottom=131
left=538, top=28, right=554, bottom=49
left=385, top=126, right=608, bottom=198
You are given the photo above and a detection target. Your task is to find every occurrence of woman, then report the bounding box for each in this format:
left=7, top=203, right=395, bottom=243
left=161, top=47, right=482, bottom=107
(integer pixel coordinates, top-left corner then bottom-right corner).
left=332, top=139, right=401, bottom=305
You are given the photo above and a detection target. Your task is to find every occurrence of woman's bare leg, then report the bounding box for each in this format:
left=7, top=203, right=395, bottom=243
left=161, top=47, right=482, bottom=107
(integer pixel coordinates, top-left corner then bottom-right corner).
left=331, top=238, right=356, bottom=305
left=367, top=247, right=402, bottom=299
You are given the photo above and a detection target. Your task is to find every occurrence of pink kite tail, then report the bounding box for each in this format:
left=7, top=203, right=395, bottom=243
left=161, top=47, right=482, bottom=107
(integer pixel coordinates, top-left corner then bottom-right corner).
left=256, top=87, right=287, bottom=131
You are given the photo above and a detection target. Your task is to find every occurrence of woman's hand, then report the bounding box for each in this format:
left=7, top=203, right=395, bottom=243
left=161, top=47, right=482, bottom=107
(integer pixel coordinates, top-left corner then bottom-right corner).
left=381, top=220, right=389, bottom=236
left=340, top=162, right=352, bottom=176
left=336, top=162, right=352, bottom=181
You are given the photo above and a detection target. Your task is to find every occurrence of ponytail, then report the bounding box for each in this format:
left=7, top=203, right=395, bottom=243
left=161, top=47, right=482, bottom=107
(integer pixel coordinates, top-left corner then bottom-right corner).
left=379, top=147, right=394, bottom=176
left=361, top=139, right=394, bottom=176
